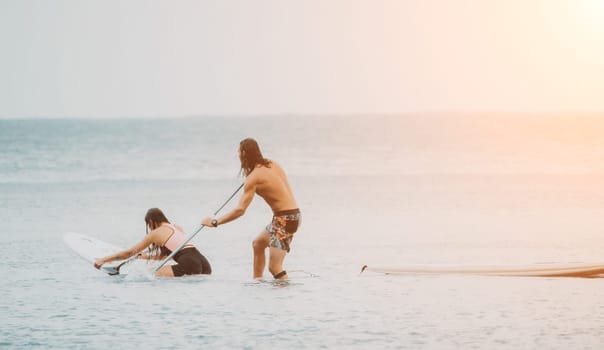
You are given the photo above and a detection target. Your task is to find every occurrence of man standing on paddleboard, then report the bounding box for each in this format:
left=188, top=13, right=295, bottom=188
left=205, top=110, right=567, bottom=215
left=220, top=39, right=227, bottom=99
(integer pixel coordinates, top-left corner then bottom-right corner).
left=201, top=138, right=301, bottom=280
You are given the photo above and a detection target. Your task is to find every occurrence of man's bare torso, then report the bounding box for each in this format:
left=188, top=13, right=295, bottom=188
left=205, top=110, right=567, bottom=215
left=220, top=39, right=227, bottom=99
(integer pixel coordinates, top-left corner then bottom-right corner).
left=249, top=161, right=297, bottom=212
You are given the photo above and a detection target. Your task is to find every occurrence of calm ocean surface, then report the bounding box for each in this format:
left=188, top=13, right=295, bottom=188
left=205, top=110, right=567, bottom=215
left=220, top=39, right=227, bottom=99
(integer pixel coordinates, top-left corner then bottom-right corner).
left=2, top=115, right=604, bottom=349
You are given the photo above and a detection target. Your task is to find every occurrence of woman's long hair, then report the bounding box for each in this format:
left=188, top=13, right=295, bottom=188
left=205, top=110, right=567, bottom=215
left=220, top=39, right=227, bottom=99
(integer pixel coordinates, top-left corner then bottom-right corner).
left=144, top=208, right=170, bottom=258
left=239, top=138, right=271, bottom=176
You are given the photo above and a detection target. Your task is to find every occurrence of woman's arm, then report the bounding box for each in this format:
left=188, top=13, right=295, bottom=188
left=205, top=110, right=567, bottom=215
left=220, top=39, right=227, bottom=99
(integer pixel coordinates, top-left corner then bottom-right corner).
left=94, top=235, right=154, bottom=269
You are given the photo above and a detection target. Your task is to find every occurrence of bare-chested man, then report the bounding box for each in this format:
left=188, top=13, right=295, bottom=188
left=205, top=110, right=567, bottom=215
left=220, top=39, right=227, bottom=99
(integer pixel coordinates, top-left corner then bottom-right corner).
left=201, top=138, right=300, bottom=280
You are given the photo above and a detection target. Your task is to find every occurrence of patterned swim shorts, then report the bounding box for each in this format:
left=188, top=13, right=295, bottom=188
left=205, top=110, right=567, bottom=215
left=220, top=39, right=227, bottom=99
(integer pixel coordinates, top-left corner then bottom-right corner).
left=266, top=208, right=301, bottom=253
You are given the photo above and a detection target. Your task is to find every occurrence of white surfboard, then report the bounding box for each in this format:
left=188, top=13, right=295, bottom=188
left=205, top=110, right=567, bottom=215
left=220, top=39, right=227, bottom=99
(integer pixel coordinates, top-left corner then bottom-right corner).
left=63, top=232, right=129, bottom=274
left=361, top=263, right=604, bottom=278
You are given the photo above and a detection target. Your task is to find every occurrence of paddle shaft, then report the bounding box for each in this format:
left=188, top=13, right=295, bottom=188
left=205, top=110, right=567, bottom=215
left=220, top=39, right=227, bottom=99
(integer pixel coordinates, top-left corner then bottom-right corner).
left=153, top=183, right=244, bottom=273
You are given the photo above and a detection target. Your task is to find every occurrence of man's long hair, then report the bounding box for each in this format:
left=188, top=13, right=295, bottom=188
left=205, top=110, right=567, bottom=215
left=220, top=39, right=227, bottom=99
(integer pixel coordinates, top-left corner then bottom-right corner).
left=239, top=138, right=271, bottom=176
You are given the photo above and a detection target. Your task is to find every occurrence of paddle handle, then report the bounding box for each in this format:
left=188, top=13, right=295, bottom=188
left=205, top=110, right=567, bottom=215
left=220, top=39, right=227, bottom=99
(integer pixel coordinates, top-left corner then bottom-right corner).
left=153, top=183, right=244, bottom=273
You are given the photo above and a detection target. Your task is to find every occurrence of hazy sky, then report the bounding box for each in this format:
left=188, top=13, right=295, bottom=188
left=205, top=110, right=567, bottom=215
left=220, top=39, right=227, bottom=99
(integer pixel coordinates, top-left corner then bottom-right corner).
left=1, top=0, right=603, bottom=118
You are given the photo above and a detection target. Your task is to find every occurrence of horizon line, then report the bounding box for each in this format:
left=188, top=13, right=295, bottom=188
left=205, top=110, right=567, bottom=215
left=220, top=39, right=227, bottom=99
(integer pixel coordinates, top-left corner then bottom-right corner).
left=1, top=111, right=604, bottom=120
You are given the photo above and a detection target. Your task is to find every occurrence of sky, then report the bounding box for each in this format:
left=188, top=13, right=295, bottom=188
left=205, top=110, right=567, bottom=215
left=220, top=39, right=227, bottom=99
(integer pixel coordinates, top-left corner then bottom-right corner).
left=1, top=0, right=603, bottom=118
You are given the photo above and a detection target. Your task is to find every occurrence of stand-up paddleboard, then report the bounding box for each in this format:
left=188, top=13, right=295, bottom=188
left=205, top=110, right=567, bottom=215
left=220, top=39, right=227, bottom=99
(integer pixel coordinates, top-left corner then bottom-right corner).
left=361, top=263, right=604, bottom=278
left=63, top=232, right=129, bottom=274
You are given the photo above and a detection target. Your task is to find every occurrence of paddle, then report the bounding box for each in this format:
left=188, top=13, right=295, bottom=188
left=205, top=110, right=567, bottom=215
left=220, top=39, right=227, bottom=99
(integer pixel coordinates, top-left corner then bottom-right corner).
left=102, top=183, right=244, bottom=276
left=101, top=255, right=141, bottom=275
left=152, top=183, right=244, bottom=274
left=101, top=183, right=244, bottom=276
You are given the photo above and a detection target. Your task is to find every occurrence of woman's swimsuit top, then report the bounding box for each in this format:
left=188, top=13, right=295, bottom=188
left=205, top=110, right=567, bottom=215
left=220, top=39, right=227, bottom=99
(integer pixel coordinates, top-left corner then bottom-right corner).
left=161, top=223, right=193, bottom=254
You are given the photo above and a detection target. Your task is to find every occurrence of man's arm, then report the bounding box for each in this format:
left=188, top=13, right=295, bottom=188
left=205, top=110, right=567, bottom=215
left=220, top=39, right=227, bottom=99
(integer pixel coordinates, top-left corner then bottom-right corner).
left=201, top=178, right=256, bottom=227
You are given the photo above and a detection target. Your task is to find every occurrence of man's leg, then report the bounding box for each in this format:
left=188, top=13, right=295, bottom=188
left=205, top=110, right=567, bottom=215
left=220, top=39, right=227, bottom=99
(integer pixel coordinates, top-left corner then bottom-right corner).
left=268, top=246, right=288, bottom=279
left=252, top=229, right=270, bottom=279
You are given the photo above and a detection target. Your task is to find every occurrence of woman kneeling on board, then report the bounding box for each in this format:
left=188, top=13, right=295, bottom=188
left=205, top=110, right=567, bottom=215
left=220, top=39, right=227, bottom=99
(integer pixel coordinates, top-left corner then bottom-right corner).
left=94, top=208, right=212, bottom=277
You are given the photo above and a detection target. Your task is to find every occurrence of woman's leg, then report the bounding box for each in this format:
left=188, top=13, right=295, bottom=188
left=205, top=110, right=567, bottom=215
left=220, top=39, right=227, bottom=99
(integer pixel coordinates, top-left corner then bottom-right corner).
left=155, top=265, right=176, bottom=277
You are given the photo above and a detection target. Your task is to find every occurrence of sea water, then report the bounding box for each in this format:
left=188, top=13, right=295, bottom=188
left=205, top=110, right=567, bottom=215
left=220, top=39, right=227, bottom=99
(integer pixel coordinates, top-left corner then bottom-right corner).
left=1, top=115, right=604, bottom=349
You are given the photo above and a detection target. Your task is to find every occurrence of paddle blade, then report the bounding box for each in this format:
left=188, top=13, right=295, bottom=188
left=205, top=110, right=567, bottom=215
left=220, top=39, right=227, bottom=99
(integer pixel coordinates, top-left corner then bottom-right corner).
left=101, top=266, right=120, bottom=275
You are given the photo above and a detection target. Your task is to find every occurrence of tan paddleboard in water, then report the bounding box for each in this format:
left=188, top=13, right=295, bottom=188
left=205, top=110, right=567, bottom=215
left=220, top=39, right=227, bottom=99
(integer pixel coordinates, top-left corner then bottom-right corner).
left=361, top=264, right=604, bottom=278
